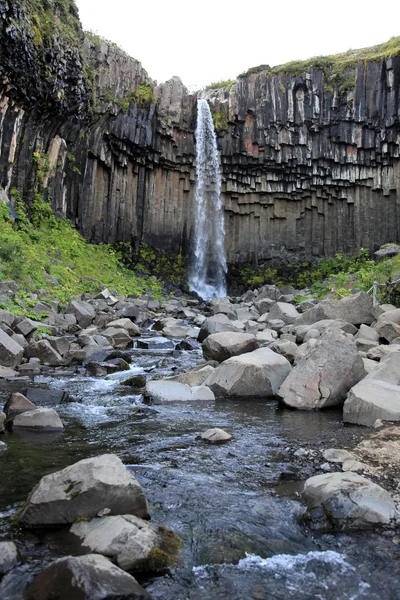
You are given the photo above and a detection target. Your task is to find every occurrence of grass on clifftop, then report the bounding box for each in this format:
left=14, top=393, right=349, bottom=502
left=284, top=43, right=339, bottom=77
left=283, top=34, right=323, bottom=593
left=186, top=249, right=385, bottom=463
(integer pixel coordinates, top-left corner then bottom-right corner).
left=0, top=200, right=162, bottom=315
left=239, top=35, right=400, bottom=78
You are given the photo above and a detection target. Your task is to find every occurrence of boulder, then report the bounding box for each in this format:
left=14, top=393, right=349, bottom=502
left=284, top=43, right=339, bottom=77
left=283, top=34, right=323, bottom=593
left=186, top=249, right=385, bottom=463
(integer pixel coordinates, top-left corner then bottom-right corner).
left=268, top=302, right=300, bottom=325
left=145, top=380, right=213, bottom=402
left=25, top=554, right=150, bottom=600
left=102, top=327, right=132, bottom=349
left=0, top=541, right=18, bottom=576
left=374, top=244, right=400, bottom=259
left=106, top=318, right=140, bottom=337
left=322, top=448, right=357, bottom=464
left=136, top=337, right=174, bottom=350
left=121, top=374, right=147, bottom=388
left=296, top=292, right=375, bottom=326
left=0, top=329, right=24, bottom=367
left=198, top=314, right=242, bottom=343
left=13, top=408, right=64, bottom=431
left=204, top=347, right=291, bottom=398
left=277, top=331, right=366, bottom=409
left=294, top=319, right=357, bottom=343
left=190, top=385, right=215, bottom=401
left=24, top=339, right=64, bottom=366
left=202, top=332, right=258, bottom=362
left=65, top=300, right=95, bottom=328
left=4, top=392, right=37, bottom=419
left=303, top=472, right=395, bottom=530
left=0, top=440, right=7, bottom=453
left=163, top=326, right=191, bottom=338
left=47, top=336, right=70, bottom=356
left=375, top=309, right=400, bottom=342
left=269, top=340, right=299, bottom=363
left=25, top=387, right=69, bottom=406
left=13, top=317, right=39, bottom=337
left=178, top=365, right=215, bottom=387
left=70, top=514, right=181, bottom=572
left=198, top=428, right=232, bottom=443
left=364, top=351, right=400, bottom=385
left=0, top=308, right=15, bottom=328
left=0, top=411, right=5, bottom=432
left=19, top=454, right=150, bottom=527
left=343, top=379, right=400, bottom=427
left=0, top=365, right=18, bottom=377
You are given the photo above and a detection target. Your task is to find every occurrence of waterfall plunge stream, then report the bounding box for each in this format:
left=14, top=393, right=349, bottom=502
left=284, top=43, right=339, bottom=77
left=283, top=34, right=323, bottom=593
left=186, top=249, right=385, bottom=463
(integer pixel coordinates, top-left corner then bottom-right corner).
left=189, top=99, right=227, bottom=300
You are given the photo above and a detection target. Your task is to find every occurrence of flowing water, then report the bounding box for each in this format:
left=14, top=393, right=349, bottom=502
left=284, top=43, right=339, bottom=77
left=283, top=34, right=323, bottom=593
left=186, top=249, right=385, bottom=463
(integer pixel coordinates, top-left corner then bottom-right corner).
left=189, top=99, right=227, bottom=300
left=1, top=339, right=400, bottom=599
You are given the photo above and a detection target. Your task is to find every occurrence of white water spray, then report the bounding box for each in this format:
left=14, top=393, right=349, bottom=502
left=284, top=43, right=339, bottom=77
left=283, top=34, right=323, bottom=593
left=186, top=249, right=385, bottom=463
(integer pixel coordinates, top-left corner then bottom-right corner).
left=188, top=99, right=227, bottom=300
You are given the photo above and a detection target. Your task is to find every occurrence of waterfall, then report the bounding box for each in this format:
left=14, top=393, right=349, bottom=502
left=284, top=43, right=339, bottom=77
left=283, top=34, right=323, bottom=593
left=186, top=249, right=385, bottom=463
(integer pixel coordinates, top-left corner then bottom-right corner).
left=189, top=99, right=227, bottom=300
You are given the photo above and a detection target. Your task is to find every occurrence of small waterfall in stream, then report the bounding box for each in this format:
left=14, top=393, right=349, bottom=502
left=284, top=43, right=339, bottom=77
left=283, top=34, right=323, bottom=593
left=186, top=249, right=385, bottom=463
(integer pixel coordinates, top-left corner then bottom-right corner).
left=188, top=98, right=227, bottom=300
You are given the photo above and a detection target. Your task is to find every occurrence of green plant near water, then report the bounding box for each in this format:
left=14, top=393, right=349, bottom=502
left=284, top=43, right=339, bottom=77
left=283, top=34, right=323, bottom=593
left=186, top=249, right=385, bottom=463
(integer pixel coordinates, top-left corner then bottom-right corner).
left=0, top=200, right=162, bottom=316
left=239, top=247, right=400, bottom=306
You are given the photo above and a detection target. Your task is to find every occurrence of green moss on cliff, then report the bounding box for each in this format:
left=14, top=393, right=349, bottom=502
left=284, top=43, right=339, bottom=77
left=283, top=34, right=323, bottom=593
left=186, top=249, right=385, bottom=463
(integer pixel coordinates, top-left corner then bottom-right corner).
left=20, top=0, right=82, bottom=46
left=204, top=80, right=236, bottom=92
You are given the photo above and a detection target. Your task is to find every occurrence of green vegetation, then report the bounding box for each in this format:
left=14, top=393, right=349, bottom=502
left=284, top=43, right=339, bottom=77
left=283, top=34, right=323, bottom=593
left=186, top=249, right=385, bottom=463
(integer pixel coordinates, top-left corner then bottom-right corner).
left=0, top=199, right=162, bottom=317
left=239, top=248, right=400, bottom=306
left=118, top=242, right=185, bottom=286
left=204, top=80, right=236, bottom=92
left=211, top=110, right=229, bottom=131
left=20, top=0, right=81, bottom=46
left=84, top=29, right=125, bottom=53
left=114, top=84, right=154, bottom=112
left=237, top=35, right=400, bottom=93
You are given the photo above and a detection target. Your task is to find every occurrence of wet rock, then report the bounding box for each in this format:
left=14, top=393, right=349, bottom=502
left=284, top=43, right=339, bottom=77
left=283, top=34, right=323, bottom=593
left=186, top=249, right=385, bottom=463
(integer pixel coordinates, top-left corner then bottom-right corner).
left=0, top=411, right=5, bottom=433
left=204, top=347, right=291, bottom=398
left=65, top=300, right=96, bottom=329
left=0, top=440, right=7, bottom=453
left=0, top=541, right=18, bottom=576
left=202, top=332, right=258, bottom=362
left=19, top=454, right=150, bottom=527
left=106, top=318, right=140, bottom=336
left=145, top=381, right=192, bottom=402
left=0, top=330, right=24, bottom=368
left=24, top=339, right=64, bottom=366
left=25, top=387, right=69, bottom=407
left=137, top=337, right=174, bottom=350
left=85, top=361, right=108, bottom=377
left=303, top=472, right=395, bottom=530
left=198, top=428, right=232, bottom=443
left=70, top=514, right=181, bottom=572
left=175, top=338, right=200, bottom=351
left=163, top=326, right=191, bottom=338
left=278, top=331, right=366, bottom=409
left=4, top=392, right=37, bottom=419
left=343, top=379, right=400, bottom=427
left=13, top=408, right=64, bottom=431
left=121, top=374, right=147, bottom=388
left=25, top=554, right=151, bottom=600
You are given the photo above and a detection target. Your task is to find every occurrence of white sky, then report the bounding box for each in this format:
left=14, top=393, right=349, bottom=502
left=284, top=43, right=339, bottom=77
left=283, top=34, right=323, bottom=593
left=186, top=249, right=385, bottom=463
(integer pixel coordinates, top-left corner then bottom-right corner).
left=75, top=0, right=400, bottom=91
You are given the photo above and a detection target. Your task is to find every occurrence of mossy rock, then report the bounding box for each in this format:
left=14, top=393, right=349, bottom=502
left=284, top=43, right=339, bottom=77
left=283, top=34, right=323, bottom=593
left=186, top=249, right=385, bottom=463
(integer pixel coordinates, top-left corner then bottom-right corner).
left=121, top=375, right=146, bottom=388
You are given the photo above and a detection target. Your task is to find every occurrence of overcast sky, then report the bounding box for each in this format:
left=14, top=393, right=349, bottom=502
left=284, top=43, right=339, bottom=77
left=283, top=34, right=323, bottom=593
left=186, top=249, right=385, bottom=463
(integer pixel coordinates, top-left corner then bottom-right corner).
left=75, top=0, right=400, bottom=91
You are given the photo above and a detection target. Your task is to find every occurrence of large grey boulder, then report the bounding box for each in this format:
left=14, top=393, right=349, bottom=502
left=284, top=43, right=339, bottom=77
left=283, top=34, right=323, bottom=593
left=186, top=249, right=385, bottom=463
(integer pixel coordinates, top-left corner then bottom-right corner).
left=0, top=308, right=15, bottom=328
left=198, top=428, right=232, bottom=444
left=102, top=327, right=132, bottom=349
left=0, top=329, right=24, bottom=367
left=277, top=331, right=366, bottom=409
left=303, top=472, right=395, bottom=530
left=293, top=319, right=357, bottom=343
left=70, top=514, right=181, bottom=572
left=65, top=300, right=96, bottom=329
left=25, top=554, right=150, bottom=600
left=375, top=309, right=400, bottom=342
left=0, top=411, right=5, bottom=433
left=198, top=314, right=242, bottom=343
left=106, top=318, right=140, bottom=337
left=25, top=339, right=64, bottom=366
left=19, top=454, right=150, bottom=527
left=0, top=541, right=18, bottom=576
left=4, top=392, right=37, bottom=419
left=204, top=347, right=291, bottom=398
left=178, top=365, right=215, bottom=386
left=268, top=302, right=300, bottom=324
left=296, top=292, right=375, bottom=326
left=364, top=351, right=400, bottom=385
left=202, top=332, right=258, bottom=362
left=343, top=379, right=400, bottom=427
left=13, top=408, right=64, bottom=431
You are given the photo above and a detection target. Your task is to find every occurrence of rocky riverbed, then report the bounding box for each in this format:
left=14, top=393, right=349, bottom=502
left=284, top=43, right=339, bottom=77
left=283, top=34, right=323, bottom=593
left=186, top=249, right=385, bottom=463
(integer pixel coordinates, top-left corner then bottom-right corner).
left=1, top=282, right=400, bottom=599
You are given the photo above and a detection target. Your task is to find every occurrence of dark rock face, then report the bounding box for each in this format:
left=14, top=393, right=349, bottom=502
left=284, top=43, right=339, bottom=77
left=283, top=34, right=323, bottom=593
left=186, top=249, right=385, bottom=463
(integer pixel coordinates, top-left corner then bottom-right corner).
left=1, top=0, right=399, bottom=265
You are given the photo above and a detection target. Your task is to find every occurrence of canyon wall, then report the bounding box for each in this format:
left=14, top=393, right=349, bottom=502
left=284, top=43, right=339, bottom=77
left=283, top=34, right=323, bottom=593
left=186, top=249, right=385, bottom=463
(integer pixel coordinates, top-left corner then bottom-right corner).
left=0, top=0, right=399, bottom=267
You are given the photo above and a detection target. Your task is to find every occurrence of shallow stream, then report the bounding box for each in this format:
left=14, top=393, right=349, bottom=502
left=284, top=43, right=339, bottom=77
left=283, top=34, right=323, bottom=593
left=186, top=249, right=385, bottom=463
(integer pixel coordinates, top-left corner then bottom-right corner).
left=1, top=341, right=400, bottom=599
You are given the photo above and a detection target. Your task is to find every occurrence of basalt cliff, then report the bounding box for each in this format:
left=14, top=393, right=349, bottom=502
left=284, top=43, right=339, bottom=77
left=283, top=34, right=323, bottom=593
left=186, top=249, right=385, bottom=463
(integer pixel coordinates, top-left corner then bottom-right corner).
left=1, top=0, right=399, bottom=268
